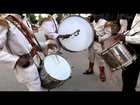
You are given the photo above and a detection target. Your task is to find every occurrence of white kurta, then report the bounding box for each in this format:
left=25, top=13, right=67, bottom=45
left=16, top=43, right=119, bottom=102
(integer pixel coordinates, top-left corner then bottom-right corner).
left=41, top=18, right=61, bottom=54
left=88, top=18, right=111, bottom=67
left=125, top=14, right=140, bottom=44
left=0, top=14, right=49, bottom=83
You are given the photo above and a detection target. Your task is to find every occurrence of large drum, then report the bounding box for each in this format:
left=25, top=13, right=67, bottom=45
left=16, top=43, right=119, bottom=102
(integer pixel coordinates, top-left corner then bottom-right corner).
left=58, top=15, right=94, bottom=52
left=101, top=40, right=137, bottom=72
left=43, top=54, right=72, bottom=90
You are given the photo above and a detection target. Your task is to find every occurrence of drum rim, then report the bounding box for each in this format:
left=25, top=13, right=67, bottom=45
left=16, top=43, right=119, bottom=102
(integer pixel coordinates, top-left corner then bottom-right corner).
left=57, top=15, right=94, bottom=52
left=101, top=40, right=121, bottom=53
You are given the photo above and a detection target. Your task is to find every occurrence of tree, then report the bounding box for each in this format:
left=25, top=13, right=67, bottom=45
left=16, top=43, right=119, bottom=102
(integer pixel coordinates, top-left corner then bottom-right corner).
left=26, top=14, right=38, bottom=24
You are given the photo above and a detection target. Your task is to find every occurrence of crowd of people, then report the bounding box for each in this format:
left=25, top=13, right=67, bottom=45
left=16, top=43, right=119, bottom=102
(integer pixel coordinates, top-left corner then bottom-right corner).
left=0, top=13, right=140, bottom=92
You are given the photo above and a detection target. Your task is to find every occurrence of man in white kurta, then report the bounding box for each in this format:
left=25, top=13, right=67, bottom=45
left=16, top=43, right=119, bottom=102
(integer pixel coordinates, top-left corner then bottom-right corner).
left=83, top=14, right=111, bottom=82
left=0, top=14, right=57, bottom=91
left=39, top=14, right=71, bottom=54
left=114, top=14, right=140, bottom=92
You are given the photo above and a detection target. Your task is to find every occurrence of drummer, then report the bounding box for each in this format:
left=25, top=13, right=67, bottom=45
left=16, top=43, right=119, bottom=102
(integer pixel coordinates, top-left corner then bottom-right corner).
left=83, top=13, right=112, bottom=82
left=114, top=13, right=140, bottom=92
left=39, top=14, right=71, bottom=54
left=0, top=13, right=59, bottom=91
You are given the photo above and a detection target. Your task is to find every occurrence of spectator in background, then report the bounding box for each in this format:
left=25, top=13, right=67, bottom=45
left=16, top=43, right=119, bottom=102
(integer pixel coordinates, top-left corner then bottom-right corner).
left=117, top=14, right=128, bottom=34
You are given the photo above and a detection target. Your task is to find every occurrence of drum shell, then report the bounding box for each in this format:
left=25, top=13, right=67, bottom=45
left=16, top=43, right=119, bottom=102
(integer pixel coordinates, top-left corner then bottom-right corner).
left=43, top=54, right=72, bottom=89
left=101, top=41, right=137, bottom=71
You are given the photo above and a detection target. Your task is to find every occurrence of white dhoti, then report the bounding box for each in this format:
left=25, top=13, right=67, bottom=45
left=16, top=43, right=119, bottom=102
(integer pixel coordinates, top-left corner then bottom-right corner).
left=25, top=77, right=44, bottom=91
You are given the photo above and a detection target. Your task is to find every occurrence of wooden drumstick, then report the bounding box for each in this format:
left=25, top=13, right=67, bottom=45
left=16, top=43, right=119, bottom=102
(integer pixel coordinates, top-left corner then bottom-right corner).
left=55, top=52, right=60, bottom=63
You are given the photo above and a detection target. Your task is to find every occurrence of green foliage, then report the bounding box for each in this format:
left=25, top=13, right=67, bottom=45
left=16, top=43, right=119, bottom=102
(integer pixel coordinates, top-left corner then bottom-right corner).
left=26, top=14, right=38, bottom=24
left=57, top=14, right=63, bottom=18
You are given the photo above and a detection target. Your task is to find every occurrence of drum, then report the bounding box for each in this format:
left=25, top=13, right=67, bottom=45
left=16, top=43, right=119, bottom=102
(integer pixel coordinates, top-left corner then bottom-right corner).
left=43, top=54, right=72, bottom=90
left=58, top=15, right=94, bottom=52
left=101, top=40, right=137, bottom=72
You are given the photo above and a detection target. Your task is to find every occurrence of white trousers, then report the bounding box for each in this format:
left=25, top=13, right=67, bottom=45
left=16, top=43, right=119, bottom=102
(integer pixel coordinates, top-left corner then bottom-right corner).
left=25, top=77, right=44, bottom=91
left=88, top=41, right=104, bottom=67
left=25, top=65, right=53, bottom=91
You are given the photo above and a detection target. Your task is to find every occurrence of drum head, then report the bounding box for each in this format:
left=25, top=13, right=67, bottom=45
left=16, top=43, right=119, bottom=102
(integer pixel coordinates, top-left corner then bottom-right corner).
left=44, top=54, right=71, bottom=81
left=58, top=15, right=94, bottom=52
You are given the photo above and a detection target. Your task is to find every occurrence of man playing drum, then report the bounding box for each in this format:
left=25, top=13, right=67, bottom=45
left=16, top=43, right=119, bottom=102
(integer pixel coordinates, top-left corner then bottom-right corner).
left=39, top=14, right=71, bottom=54
left=0, top=13, right=58, bottom=91
left=83, top=14, right=112, bottom=82
left=114, top=13, right=140, bottom=92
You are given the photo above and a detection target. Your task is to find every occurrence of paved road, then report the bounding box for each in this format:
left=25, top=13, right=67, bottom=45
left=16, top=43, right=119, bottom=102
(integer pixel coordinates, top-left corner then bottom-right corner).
left=0, top=28, right=140, bottom=91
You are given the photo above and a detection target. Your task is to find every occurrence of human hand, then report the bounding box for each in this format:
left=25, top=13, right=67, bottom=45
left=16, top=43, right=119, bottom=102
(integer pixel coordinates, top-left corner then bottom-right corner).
left=48, top=43, right=58, bottom=50
left=114, top=33, right=125, bottom=41
left=16, top=57, right=30, bottom=68
left=62, top=34, right=71, bottom=40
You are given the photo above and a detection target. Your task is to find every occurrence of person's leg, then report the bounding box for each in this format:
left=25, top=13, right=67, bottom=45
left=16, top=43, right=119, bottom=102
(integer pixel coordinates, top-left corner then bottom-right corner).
left=96, top=52, right=106, bottom=82
left=95, top=42, right=106, bottom=82
left=25, top=77, right=44, bottom=91
left=83, top=43, right=95, bottom=74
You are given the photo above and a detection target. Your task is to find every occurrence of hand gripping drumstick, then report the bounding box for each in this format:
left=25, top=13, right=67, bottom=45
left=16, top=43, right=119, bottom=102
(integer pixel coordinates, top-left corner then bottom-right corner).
left=52, top=44, right=60, bottom=63
left=70, top=29, right=80, bottom=36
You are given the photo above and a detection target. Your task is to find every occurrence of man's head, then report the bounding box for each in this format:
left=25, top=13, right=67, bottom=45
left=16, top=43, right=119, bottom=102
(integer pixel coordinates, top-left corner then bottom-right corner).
left=93, top=14, right=102, bottom=22
left=53, top=14, right=58, bottom=20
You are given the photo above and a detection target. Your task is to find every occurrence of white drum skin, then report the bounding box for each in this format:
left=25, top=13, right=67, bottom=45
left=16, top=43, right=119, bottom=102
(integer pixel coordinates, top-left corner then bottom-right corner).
left=58, top=15, right=94, bottom=52
left=44, top=54, right=71, bottom=81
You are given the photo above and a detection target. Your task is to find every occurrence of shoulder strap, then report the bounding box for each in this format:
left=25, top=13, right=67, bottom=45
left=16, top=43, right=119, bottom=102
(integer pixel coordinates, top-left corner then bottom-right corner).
left=0, top=19, right=9, bottom=28
left=51, top=17, right=58, bottom=33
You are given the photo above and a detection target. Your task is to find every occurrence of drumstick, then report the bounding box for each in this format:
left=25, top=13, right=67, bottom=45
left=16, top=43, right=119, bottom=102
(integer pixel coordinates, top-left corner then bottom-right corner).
left=70, top=29, right=80, bottom=36
left=52, top=46, right=59, bottom=63
left=55, top=52, right=60, bottom=63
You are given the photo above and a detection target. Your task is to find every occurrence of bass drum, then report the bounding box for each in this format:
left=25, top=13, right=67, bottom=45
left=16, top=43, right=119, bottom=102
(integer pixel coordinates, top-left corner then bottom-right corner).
left=58, top=15, right=94, bottom=52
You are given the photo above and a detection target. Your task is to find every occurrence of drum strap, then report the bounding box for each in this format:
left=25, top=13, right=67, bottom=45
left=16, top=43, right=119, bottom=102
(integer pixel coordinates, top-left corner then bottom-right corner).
left=5, top=15, right=45, bottom=71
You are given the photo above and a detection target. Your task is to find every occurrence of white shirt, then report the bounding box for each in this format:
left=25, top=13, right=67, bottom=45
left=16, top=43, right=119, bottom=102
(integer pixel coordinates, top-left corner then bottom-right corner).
left=125, top=14, right=140, bottom=44
left=41, top=17, right=60, bottom=52
left=92, top=18, right=112, bottom=42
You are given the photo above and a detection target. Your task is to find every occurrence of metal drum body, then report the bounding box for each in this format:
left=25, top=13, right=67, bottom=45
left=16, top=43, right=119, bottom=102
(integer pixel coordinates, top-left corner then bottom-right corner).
left=101, top=41, right=137, bottom=71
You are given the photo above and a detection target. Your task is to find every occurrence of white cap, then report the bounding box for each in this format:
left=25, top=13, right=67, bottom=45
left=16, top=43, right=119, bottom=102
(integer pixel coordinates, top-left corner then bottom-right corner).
left=87, top=14, right=92, bottom=17
left=80, top=14, right=91, bottom=18
left=22, top=13, right=26, bottom=16
left=80, top=14, right=87, bottom=18
left=41, top=14, right=51, bottom=18
left=22, top=13, right=27, bottom=19
left=53, top=14, right=58, bottom=19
